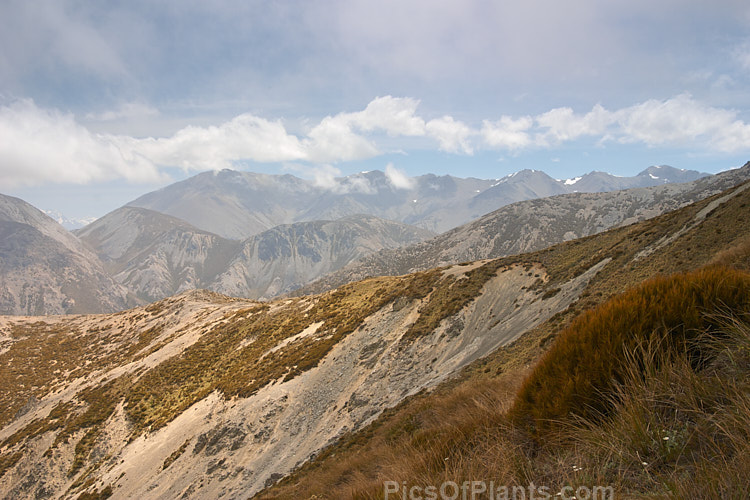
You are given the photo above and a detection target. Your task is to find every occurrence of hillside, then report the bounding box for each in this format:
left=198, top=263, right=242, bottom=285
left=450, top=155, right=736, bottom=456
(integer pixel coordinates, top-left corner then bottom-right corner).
left=259, top=179, right=750, bottom=499
left=0, top=194, right=129, bottom=315
left=0, top=175, right=747, bottom=498
left=299, top=162, right=750, bottom=295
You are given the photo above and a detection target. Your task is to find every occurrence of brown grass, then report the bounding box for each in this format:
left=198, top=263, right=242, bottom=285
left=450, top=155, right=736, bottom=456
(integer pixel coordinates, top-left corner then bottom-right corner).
left=259, top=266, right=750, bottom=499
left=509, top=266, right=750, bottom=438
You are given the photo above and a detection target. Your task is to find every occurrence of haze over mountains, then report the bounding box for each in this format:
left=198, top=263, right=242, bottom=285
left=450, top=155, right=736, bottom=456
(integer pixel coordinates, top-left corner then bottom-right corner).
left=76, top=208, right=432, bottom=302
left=0, top=163, right=733, bottom=314
left=128, top=165, right=708, bottom=239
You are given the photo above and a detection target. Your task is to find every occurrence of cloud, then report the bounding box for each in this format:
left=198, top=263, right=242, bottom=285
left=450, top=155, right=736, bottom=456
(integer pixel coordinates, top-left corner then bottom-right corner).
left=426, top=116, right=474, bottom=154
left=349, top=96, right=426, bottom=136
left=480, top=95, right=750, bottom=154
left=385, top=163, right=415, bottom=190
left=286, top=163, right=375, bottom=194
left=481, top=116, right=533, bottom=150
left=535, top=104, right=614, bottom=145
left=303, top=115, right=380, bottom=163
left=0, top=99, right=164, bottom=187
left=2, top=94, right=749, bottom=189
left=613, top=93, right=750, bottom=151
left=138, top=113, right=306, bottom=170
left=303, top=96, right=426, bottom=162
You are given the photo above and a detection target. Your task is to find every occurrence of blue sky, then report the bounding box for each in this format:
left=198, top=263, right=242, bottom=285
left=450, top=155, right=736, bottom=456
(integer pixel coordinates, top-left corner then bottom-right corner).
left=1, top=0, right=750, bottom=219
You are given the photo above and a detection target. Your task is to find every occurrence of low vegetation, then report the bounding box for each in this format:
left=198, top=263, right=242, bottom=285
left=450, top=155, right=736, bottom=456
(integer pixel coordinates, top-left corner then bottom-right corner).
left=259, top=266, right=750, bottom=498
left=510, top=266, right=750, bottom=437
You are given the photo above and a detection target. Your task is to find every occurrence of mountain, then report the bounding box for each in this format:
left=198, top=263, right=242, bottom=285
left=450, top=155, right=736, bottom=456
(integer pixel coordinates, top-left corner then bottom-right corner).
left=128, top=166, right=709, bottom=239
left=299, top=162, right=749, bottom=295
left=210, top=214, right=434, bottom=299
left=75, top=206, right=242, bottom=302
left=568, top=164, right=706, bottom=192
left=0, top=194, right=128, bottom=315
left=77, top=207, right=433, bottom=302
left=41, top=210, right=97, bottom=231
left=1, top=175, right=747, bottom=499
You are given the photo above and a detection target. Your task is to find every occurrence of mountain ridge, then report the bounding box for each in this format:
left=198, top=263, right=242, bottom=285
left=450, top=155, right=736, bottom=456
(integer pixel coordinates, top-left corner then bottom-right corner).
left=126, top=165, right=710, bottom=239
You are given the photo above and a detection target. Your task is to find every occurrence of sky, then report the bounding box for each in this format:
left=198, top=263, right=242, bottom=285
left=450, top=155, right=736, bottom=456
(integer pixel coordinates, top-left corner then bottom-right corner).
left=1, top=0, right=750, bottom=220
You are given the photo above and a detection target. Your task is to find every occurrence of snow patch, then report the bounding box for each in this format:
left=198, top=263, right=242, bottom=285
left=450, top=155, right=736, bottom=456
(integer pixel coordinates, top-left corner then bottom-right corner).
left=564, top=177, right=582, bottom=185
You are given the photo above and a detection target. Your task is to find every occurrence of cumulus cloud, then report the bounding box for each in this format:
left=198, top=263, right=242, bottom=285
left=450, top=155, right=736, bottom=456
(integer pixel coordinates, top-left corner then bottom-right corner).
left=138, top=114, right=306, bottom=170
left=2, top=94, right=749, bottom=189
left=0, top=99, right=164, bottom=187
left=303, top=114, right=380, bottom=163
left=385, top=163, right=416, bottom=189
left=612, top=93, right=750, bottom=150
left=480, top=94, right=750, bottom=154
left=535, top=104, right=614, bottom=145
left=303, top=96, right=426, bottom=162
left=481, top=116, right=534, bottom=150
left=425, top=116, right=474, bottom=154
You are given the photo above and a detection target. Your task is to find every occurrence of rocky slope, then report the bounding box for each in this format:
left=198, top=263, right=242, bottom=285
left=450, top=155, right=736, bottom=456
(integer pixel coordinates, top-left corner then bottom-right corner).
left=1, top=177, right=748, bottom=499
left=299, top=162, right=750, bottom=295
left=210, top=214, right=434, bottom=299
left=77, top=207, right=433, bottom=302
left=75, top=207, right=242, bottom=303
left=0, top=194, right=128, bottom=315
left=128, top=166, right=708, bottom=239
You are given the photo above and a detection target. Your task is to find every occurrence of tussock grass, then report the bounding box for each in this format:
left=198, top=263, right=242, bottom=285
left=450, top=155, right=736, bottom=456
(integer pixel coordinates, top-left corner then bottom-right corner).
left=260, top=266, right=750, bottom=499
left=509, top=266, right=750, bottom=437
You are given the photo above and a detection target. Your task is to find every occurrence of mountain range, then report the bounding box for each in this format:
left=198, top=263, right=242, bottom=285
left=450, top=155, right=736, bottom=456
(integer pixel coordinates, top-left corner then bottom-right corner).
left=1, top=170, right=747, bottom=498
left=0, top=164, right=732, bottom=314
left=128, top=165, right=709, bottom=239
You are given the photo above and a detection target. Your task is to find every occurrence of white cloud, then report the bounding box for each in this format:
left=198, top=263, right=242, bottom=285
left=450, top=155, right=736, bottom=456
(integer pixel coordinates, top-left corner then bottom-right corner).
left=349, top=96, right=426, bottom=136
left=535, top=104, right=614, bottom=145
left=426, top=116, right=474, bottom=154
left=481, top=116, right=533, bottom=150
left=0, top=99, right=164, bottom=187
left=303, top=96, right=426, bottom=163
left=303, top=114, right=380, bottom=163
left=613, top=93, right=750, bottom=151
left=138, top=113, right=306, bottom=170
left=286, top=163, right=375, bottom=194
left=2, top=94, right=749, bottom=189
left=385, top=163, right=416, bottom=190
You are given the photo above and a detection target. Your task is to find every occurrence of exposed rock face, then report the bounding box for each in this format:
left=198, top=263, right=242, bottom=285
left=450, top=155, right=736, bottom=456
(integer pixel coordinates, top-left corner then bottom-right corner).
left=0, top=194, right=128, bottom=315
left=211, top=215, right=434, bottom=299
left=77, top=207, right=433, bottom=302
left=76, top=206, right=242, bottom=303
left=128, top=166, right=709, bottom=239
